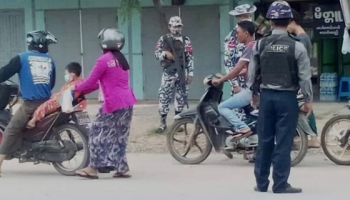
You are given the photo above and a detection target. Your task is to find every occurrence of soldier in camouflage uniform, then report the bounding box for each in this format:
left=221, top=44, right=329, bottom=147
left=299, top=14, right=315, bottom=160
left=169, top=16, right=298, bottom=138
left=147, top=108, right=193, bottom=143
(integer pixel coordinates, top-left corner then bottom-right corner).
left=155, top=16, right=194, bottom=133
left=224, top=4, right=257, bottom=94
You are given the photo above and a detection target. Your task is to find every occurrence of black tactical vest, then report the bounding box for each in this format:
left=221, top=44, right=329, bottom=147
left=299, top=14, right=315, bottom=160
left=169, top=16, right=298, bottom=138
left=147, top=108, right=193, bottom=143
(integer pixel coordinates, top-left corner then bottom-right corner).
left=160, top=36, right=187, bottom=70
left=259, top=34, right=298, bottom=88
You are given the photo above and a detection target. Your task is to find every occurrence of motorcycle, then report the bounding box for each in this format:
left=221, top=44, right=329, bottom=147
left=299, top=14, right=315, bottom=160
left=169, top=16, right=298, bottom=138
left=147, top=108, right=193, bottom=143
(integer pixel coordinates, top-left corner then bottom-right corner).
left=0, top=80, right=90, bottom=176
left=320, top=102, right=350, bottom=165
left=167, top=73, right=309, bottom=166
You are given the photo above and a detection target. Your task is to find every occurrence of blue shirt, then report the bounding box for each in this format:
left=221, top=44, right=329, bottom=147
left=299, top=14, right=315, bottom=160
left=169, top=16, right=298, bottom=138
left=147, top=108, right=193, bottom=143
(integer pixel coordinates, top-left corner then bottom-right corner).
left=18, top=52, right=56, bottom=100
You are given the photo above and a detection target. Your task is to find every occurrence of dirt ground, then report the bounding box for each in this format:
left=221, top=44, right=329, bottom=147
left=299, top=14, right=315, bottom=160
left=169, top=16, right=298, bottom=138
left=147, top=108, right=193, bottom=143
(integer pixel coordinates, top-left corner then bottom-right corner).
left=89, top=102, right=180, bottom=153
left=85, top=101, right=349, bottom=153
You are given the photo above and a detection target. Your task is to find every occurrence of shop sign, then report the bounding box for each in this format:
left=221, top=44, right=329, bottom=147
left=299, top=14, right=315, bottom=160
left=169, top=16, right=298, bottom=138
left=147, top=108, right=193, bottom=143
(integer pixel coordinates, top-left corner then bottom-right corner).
left=313, top=4, right=345, bottom=38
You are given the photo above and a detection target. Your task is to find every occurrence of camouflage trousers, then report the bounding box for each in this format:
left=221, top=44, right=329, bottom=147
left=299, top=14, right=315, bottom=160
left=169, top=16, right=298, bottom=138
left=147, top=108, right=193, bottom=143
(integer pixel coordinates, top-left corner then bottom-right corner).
left=158, top=72, right=189, bottom=116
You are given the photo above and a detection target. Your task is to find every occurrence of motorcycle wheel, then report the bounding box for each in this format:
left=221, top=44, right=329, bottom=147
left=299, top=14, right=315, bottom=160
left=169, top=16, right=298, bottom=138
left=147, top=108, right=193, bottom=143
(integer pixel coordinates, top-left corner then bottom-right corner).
left=52, top=123, right=90, bottom=176
left=291, top=126, right=308, bottom=167
left=321, top=115, right=350, bottom=165
left=167, top=118, right=212, bottom=165
left=0, top=123, right=4, bottom=144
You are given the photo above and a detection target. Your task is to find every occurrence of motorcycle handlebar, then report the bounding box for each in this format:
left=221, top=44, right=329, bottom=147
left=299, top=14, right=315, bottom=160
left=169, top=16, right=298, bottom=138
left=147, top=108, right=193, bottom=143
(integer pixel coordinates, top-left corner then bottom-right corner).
left=0, top=80, right=20, bottom=108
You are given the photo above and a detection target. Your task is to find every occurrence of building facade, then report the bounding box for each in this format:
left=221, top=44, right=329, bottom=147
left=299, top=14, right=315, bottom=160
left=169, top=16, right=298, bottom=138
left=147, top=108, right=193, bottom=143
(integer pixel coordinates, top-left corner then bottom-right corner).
left=0, top=0, right=263, bottom=100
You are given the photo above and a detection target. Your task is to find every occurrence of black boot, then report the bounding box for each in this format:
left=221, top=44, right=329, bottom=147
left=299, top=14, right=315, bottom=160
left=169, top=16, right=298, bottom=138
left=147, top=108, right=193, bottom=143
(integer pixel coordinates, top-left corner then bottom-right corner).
left=254, top=186, right=267, bottom=193
left=273, top=184, right=302, bottom=194
left=175, top=111, right=184, bottom=132
left=156, top=115, right=167, bottom=134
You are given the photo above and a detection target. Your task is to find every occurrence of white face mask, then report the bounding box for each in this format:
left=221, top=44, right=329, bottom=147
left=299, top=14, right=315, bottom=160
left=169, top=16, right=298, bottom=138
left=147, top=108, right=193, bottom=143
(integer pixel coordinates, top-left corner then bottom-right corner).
left=64, top=74, right=72, bottom=82
left=170, top=27, right=182, bottom=36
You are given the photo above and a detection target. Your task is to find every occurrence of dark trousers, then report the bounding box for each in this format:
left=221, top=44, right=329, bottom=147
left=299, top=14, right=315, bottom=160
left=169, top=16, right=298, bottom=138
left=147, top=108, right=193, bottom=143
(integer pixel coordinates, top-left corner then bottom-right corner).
left=254, top=89, right=298, bottom=192
left=0, top=99, right=47, bottom=154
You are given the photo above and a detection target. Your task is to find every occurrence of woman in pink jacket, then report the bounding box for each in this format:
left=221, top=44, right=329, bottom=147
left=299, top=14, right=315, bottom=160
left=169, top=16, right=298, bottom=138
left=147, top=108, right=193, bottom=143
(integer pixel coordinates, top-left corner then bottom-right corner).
left=74, top=28, right=137, bottom=179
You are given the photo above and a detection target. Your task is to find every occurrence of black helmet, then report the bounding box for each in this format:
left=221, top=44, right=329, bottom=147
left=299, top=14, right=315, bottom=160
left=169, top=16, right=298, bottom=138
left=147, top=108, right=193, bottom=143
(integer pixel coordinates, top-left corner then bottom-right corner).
left=98, top=28, right=125, bottom=51
left=27, top=30, right=57, bottom=53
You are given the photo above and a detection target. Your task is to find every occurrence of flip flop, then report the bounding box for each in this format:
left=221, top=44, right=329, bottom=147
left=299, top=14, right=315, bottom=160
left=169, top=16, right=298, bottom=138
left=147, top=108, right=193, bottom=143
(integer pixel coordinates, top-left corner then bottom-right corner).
left=26, top=124, right=35, bottom=129
left=113, top=173, right=131, bottom=178
left=76, top=170, right=99, bottom=179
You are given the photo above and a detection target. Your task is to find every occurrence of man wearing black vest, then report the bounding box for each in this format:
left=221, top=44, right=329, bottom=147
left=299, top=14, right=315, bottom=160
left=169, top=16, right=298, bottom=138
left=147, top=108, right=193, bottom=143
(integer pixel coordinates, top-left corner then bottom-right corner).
left=155, top=16, right=194, bottom=133
left=249, top=1, right=313, bottom=194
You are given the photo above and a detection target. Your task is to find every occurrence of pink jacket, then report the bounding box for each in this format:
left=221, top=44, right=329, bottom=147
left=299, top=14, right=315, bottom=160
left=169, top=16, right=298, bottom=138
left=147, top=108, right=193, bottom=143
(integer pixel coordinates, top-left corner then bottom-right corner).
left=75, top=52, right=137, bottom=113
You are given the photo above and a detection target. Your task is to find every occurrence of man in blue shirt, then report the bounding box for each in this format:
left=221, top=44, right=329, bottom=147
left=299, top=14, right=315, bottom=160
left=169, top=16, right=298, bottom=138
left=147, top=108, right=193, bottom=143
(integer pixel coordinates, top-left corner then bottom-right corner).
left=0, top=30, right=57, bottom=177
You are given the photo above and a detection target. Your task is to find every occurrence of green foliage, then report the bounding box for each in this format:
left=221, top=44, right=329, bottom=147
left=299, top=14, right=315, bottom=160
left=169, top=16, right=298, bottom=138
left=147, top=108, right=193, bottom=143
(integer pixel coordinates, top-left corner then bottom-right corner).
left=119, top=0, right=141, bottom=23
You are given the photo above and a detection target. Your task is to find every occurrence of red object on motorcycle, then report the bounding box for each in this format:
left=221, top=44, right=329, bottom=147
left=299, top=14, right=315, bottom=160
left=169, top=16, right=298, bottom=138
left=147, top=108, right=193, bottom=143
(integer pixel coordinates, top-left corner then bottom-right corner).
left=0, top=130, right=3, bottom=143
left=23, top=113, right=59, bottom=139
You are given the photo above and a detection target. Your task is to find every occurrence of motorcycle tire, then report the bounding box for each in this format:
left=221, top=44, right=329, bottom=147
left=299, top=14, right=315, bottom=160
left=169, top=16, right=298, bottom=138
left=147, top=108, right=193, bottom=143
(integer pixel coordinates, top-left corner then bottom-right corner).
left=291, top=126, right=308, bottom=167
left=52, top=123, right=90, bottom=176
left=321, top=115, right=350, bottom=165
left=167, top=118, right=212, bottom=165
left=0, top=123, right=5, bottom=144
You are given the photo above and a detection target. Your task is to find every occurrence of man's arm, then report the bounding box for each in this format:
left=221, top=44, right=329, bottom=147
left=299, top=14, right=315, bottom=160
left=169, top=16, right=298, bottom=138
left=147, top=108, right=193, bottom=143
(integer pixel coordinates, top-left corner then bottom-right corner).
left=155, top=36, right=165, bottom=60
left=184, top=37, right=194, bottom=76
left=295, top=42, right=313, bottom=102
left=75, top=58, right=107, bottom=92
left=222, top=60, right=248, bottom=81
left=248, top=42, right=260, bottom=94
left=297, top=34, right=312, bottom=58
left=0, top=55, right=21, bottom=83
left=221, top=42, right=253, bottom=81
left=238, top=67, right=248, bottom=76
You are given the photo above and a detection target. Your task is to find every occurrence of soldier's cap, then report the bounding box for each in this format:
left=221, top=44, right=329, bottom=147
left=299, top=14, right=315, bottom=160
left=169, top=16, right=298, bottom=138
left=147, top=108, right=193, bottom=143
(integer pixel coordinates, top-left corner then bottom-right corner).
left=229, top=4, right=257, bottom=16
left=169, top=16, right=183, bottom=26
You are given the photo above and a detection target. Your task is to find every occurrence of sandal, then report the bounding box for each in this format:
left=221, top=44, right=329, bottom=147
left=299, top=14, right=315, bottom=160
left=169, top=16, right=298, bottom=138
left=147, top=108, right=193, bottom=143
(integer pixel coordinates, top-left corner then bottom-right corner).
left=76, top=170, right=99, bottom=179
left=113, top=172, right=131, bottom=178
left=26, top=123, right=35, bottom=129
left=230, top=131, right=253, bottom=142
left=236, top=128, right=252, bottom=134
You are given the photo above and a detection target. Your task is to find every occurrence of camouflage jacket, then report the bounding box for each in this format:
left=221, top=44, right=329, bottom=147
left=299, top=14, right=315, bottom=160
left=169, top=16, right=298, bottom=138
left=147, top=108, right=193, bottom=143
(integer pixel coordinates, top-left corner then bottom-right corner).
left=224, top=27, right=246, bottom=87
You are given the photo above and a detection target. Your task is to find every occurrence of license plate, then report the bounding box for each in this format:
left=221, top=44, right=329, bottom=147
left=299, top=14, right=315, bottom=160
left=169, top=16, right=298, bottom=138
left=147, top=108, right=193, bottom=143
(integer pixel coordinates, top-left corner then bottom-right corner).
left=75, top=112, right=91, bottom=125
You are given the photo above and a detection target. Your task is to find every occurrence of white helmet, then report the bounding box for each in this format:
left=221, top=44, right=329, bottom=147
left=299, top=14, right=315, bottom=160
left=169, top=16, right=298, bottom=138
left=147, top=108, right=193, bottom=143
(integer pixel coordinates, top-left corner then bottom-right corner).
left=229, top=4, right=257, bottom=16
left=169, top=16, right=183, bottom=26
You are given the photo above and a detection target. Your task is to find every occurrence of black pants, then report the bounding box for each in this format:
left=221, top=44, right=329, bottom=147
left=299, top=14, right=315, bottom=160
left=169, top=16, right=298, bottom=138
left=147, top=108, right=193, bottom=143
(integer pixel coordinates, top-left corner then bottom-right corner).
left=0, top=99, right=47, bottom=154
left=254, top=89, right=298, bottom=192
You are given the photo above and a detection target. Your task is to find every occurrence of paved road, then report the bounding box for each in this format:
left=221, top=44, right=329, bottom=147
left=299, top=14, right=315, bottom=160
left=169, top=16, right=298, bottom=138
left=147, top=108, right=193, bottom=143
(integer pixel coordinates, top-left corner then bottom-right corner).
left=0, top=153, right=349, bottom=199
